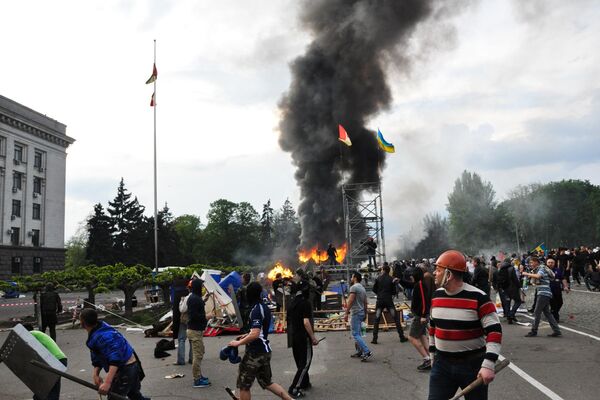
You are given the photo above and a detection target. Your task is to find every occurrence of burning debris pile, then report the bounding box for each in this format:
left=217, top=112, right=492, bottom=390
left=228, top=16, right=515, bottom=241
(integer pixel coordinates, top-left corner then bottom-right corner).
left=279, top=0, right=437, bottom=250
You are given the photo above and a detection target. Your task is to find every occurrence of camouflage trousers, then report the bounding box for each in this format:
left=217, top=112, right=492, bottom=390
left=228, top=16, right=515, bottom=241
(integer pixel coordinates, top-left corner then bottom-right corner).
left=237, top=351, right=273, bottom=390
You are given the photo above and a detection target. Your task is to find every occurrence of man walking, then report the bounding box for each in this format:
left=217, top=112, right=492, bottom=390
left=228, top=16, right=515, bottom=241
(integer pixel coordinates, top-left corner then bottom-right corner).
left=428, top=250, right=502, bottom=400
left=522, top=257, right=561, bottom=337
left=80, top=309, right=150, bottom=400
left=547, top=257, right=569, bottom=322
left=187, top=278, right=210, bottom=387
left=371, top=263, right=408, bottom=344
left=409, top=267, right=434, bottom=371
left=497, top=260, right=522, bottom=324
left=40, top=283, right=62, bottom=341
left=228, top=282, right=292, bottom=400
left=344, top=272, right=372, bottom=361
left=287, top=278, right=319, bottom=398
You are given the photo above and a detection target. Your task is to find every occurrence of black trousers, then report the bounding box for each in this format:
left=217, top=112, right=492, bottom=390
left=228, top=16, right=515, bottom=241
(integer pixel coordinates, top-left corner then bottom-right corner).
left=289, top=337, right=312, bottom=393
left=372, top=300, right=404, bottom=339
left=572, top=264, right=585, bottom=284
left=550, top=288, right=563, bottom=322
left=41, top=313, right=57, bottom=341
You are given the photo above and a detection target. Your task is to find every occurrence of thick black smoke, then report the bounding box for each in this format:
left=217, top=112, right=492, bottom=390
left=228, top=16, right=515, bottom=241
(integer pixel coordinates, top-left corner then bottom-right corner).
left=279, top=0, right=435, bottom=248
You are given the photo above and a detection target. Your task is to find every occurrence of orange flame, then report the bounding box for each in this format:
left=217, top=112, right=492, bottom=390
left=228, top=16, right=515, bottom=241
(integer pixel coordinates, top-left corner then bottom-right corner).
left=267, top=262, right=294, bottom=281
left=298, top=243, right=347, bottom=264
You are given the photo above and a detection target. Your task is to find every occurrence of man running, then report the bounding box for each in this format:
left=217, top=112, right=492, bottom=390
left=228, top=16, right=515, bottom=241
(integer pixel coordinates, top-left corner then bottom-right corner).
left=428, top=250, right=502, bottom=400
left=229, top=282, right=292, bottom=400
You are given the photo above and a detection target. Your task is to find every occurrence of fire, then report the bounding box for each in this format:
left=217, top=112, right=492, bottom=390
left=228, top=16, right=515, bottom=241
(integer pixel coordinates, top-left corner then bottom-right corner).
left=298, top=243, right=347, bottom=264
left=267, top=262, right=294, bottom=281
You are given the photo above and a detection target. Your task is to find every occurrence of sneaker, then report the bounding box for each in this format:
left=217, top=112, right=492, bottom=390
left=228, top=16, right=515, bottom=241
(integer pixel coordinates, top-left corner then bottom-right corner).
left=417, top=359, right=432, bottom=371
left=524, top=331, right=537, bottom=337
left=361, top=351, right=373, bottom=362
left=289, top=389, right=305, bottom=398
left=399, top=335, right=408, bottom=343
left=547, top=332, right=562, bottom=337
left=193, top=377, right=211, bottom=388
left=350, top=351, right=363, bottom=358
left=371, top=338, right=378, bottom=344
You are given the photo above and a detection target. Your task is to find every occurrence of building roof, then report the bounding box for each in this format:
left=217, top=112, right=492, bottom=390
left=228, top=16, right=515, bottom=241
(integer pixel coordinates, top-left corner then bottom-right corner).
left=0, top=94, right=75, bottom=148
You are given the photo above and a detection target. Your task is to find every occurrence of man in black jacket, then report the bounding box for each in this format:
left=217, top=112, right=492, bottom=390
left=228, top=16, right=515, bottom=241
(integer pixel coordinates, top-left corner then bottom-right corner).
left=371, top=263, right=408, bottom=344
left=40, top=283, right=63, bottom=341
left=187, top=279, right=210, bottom=388
left=497, top=260, right=522, bottom=324
left=472, top=257, right=490, bottom=295
left=409, top=266, right=434, bottom=371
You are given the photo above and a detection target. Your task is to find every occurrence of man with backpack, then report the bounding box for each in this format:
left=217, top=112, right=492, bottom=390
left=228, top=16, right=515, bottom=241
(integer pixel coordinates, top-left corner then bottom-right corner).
left=497, top=260, right=522, bottom=324
left=522, top=257, right=561, bottom=337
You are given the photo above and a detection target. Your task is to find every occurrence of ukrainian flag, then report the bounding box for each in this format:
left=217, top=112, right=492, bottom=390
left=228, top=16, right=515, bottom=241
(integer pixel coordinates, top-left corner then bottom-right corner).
left=377, top=129, right=395, bottom=153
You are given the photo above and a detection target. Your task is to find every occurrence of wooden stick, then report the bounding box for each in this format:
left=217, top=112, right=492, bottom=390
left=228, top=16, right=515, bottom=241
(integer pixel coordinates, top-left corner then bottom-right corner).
left=30, top=360, right=128, bottom=400
left=449, top=359, right=510, bottom=400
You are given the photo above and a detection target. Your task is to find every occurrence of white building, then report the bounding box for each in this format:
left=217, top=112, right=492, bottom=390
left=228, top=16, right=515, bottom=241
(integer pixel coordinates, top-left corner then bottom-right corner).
left=0, top=95, right=74, bottom=277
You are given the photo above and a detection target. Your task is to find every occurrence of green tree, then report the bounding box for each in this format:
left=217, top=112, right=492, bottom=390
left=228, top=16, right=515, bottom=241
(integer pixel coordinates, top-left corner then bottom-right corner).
left=66, top=221, right=88, bottom=268
left=260, top=199, right=274, bottom=252
left=233, top=202, right=261, bottom=264
left=86, top=203, right=114, bottom=265
left=102, top=263, right=152, bottom=317
left=107, top=178, right=146, bottom=265
left=201, top=199, right=238, bottom=264
left=144, top=204, right=180, bottom=267
left=447, top=171, right=507, bottom=254
left=273, top=198, right=301, bottom=253
left=173, top=214, right=204, bottom=265
left=412, top=213, right=451, bottom=259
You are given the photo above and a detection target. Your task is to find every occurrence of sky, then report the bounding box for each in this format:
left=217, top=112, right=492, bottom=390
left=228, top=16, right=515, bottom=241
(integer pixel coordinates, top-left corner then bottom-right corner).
left=1, top=0, right=599, bottom=253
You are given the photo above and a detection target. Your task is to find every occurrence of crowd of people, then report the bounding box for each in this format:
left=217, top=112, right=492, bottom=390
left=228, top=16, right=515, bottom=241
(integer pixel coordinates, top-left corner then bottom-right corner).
left=19, top=244, right=599, bottom=400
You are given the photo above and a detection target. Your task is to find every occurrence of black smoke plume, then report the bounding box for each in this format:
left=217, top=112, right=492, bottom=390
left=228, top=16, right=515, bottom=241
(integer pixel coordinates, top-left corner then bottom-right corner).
left=279, top=0, right=435, bottom=248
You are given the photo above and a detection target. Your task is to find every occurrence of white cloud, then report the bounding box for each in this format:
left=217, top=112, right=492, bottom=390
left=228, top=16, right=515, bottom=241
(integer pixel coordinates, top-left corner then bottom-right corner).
left=1, top=0, right=599, bottom=251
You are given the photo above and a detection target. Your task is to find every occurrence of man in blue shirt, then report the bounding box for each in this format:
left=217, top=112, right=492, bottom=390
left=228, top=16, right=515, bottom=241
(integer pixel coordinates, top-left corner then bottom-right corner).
left=80, top=309, right=150, bottom=400
left=228, top=282, right=292, bottom=400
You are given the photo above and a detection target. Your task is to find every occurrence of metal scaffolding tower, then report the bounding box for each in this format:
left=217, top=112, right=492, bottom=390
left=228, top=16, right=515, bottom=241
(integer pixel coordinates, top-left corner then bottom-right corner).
left=342, top=182, right=386, bottom=268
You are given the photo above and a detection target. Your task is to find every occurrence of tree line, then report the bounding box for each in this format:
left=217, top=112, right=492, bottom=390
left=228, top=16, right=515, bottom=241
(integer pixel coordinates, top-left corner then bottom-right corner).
left=407, top=171, right=600, bottom=259
left=66, top=178, right=301, bottom=268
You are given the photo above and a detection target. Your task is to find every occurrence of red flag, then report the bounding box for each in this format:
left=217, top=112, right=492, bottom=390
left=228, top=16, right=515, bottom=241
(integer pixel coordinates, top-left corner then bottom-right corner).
left=338, top=124, right=352, bottom=146
left=146, top=63, right=157, bottom=84
left=150, top=92, right=155, bottom=107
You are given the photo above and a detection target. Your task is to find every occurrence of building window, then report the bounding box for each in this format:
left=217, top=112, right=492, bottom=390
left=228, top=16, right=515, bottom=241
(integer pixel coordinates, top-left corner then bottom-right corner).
left=14, top=144, right=23, bottom=162
left=32, top=229, right=40, bottom=247
left=33, top=257, right=43, bottom=273
left=10, top=228, right=20, bottom=246
left=33, top=177, right=42, bottom=194
left=34, top=150, right=43, bottom=169
left=11, top=257, right=22, bottom=274
left=12, top=200, right=21, bottom=217
left=33, top=203, right=41, bottom=220
left=13, top=172, right=22, bottom=190
left=0, top=136, right=6, bottom=156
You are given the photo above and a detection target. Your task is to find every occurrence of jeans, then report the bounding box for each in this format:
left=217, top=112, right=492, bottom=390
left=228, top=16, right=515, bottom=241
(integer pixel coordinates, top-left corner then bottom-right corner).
left=187, top=329, right=206, bottom=379
left=428, top=353, right=487, bottom=400
left=108, top=363, right=149, bottom=400
left=177, top=323, right=193, bottom=365
left=350, top=312, right=370, bottom=354
left=499, top=290, right=521, bottom=318
left=531, top=295, right=560, bottom=334
left=34, top=358, right=67, bottom=400
left=372, top=300, right=404, bottom=339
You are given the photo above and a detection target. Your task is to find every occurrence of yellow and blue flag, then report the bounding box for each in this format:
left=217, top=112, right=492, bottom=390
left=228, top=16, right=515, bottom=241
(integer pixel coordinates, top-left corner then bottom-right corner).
left=377, top=129, right=395, bottom=153
left=533, top=243, right=547, bottom=254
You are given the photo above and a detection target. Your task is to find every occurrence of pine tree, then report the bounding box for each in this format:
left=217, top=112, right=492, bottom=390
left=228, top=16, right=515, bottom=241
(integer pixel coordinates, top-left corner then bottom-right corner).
left=260, top=199, right=274, bottom=249
left=107, top=178, right=146, bottom=265
left=86, top=203, right=115, bottom=265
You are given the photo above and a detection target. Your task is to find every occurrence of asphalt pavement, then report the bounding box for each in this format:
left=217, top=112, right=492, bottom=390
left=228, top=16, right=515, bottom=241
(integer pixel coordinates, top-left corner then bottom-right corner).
left=1, top=301, right=599, bottom=399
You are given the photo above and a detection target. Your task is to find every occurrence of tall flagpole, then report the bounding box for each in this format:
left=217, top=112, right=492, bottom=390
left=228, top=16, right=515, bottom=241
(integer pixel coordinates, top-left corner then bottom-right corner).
left=153, top=39, right=159, bottom=274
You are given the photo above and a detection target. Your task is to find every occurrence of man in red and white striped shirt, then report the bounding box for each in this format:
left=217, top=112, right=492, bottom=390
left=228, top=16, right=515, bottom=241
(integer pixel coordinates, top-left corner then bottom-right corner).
left=428, top=250, right=502, bottom=400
